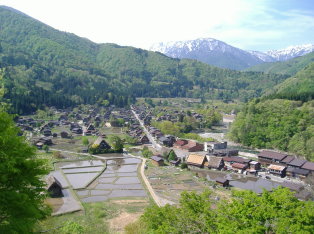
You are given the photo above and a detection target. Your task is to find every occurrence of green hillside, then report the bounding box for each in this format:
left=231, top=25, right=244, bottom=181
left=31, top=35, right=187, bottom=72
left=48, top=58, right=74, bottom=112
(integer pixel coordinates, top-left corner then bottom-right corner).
left=0, top=6, right=288, bottom=114
left=273, top=62, right=314, bottom=100
left=230, top=63, right=314, bottom=160
left=245, top=51, right=314, bottom=76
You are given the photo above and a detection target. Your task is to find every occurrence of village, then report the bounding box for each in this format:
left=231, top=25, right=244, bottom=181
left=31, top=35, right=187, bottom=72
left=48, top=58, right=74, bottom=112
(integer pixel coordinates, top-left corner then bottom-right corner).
left=15, top=101, right=314, bottom=230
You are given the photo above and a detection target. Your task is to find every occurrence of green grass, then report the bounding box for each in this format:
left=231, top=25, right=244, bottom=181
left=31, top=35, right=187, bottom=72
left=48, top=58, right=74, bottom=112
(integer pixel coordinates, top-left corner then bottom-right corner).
left=34, top=198, right=151, bottom=233
left=34, top=202, right=113, bottom=233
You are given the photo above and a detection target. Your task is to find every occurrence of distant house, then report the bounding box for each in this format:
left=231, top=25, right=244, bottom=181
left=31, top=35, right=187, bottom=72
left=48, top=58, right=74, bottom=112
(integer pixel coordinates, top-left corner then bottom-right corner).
left=267, top=164, right=286, bottom=177
left=36, top=142, right=44, bottom=149
left=92, top=137, right=111, bottom=150
left=287, top=158, right=307, bottom=169
left=43, top=128, right=52, bottom=137
left=223, top=156, right=251, bottom=167
left=139, top=135, right=150, bottom=144
left=170, top=158, right=181, bottom=166
left=258, top=150, right=288, bottom=166
left=70, top=123, right=81, bottom=130
left=207, top=157, right=224, bottom=170
left=204, top=141, right=227, bottom=152
left=212, top=149, right=239, bottom=157
left=232, top=163, right=248, bottom=174
left=249, top=161, right=261, bottom=170
left=87, top=124, right=95, bottom=131
left=301, top=162, right=314, bottom=174
left=286, top=167, right=310, bottom=179
left=151, top=156, right=164, bottom=166
left=83, top=117, right=90, bottom=123
left=181, top=141, right=204, bottom=152
left=60, top=131, right=69, bottom=138
left=72, top=128, right=82, bottom=134
left=38, top=137, right=53, bottom=145
left=186, top=154, right=208, bottom=168
left=280, top=156, right=295, bottom=165
left=58, top=114, right=68, bottom=121
left=159, top=136, right=173, bottom=147
left=215, top=177, right=229, bottom=187
left=173, top=139, right=188, bottom=148
left=46, top=175, right=63, bottom=198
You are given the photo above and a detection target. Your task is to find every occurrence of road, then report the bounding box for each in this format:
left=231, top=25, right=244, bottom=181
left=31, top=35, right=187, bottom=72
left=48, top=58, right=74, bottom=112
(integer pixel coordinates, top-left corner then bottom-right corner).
left=131, top=109, right=162, bottom=151
left=140, top=158, right=175, bottom=207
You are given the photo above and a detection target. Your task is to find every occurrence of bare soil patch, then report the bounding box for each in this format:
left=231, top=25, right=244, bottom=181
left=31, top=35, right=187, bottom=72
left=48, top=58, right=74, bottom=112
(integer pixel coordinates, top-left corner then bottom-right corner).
left=108, top=211, right=142, bottom=233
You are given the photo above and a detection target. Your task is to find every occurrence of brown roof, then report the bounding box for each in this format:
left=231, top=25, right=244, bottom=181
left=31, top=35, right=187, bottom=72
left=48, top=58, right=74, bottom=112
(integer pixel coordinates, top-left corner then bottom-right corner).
left=223, top=156, right=250, bottom=164
left=288, top=158, right=307, bottom=167
left=208, top=157, right=223, bottom=168
left=174, top=139, right=188, bottom=146
left=281, top=156, right=295, bottom=164
left=301, top=162, right=314, bottom=171
left=181, top=141, right=197, bottom=149
left=268, top=164, right=286, bottom=171
left=258, top=150, right=287, bottom=161
left=187, top=154, right=206, bottom=166
left=232, top=163, right=247, bottom=169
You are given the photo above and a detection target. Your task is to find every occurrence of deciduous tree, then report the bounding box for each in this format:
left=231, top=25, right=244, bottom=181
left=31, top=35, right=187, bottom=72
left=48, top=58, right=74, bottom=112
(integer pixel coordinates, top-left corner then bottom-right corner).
left=0, top=111, right=50, bottom=233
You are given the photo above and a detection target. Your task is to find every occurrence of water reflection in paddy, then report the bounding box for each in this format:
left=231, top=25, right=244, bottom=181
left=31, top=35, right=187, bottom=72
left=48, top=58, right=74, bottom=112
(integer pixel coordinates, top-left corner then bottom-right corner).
left=63, top=166, right=104, bottom=174
left=66, top=173, right=99, bottom=189
left=196, top=170, right=280, bottom=193
left=70, top=157, right=147, bottom=203
left=58, top=160, right=104, bottom=169
left=115, top=177, right=140, bottom=184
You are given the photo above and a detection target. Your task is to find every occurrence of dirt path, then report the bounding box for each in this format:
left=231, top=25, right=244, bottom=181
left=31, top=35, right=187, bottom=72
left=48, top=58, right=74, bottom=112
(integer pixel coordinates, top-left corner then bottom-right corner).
left=139, top=158, right=175, bottom=207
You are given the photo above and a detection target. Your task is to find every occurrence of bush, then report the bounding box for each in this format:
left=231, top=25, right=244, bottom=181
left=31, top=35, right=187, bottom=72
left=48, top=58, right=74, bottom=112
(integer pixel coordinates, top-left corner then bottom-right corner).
left=53, top=151, right=63, bottom=159
left=180, top=162, right=187, bottom=169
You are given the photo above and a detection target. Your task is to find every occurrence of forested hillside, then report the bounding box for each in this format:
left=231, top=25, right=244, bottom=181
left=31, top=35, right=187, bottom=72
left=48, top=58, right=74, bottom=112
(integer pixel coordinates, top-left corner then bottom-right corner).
left=0, top=6, right=288, bottom=114
left=245, top=51, right=314, bottom=76
left=230, top=63, right=314, bottom=161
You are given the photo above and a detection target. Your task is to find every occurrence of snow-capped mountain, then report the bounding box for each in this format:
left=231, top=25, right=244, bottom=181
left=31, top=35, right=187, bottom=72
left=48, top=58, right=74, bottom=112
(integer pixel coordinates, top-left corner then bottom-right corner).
left=150, top=38, right=264, bottom=70
left=150, top=38, right=314, bottom=70
left=247, top=50, right=275, bottom=62
left=265, top=44, right=314, bottom=61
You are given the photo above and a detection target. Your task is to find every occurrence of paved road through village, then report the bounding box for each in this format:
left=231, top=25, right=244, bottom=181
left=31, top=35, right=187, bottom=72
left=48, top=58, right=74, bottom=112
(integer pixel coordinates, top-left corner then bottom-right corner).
left=131, top=109, right=162, bottom=151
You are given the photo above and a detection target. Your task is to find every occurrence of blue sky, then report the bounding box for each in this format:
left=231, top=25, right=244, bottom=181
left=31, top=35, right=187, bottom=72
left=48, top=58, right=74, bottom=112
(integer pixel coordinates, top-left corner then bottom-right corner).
left=0, top=0, right=313, bottom=51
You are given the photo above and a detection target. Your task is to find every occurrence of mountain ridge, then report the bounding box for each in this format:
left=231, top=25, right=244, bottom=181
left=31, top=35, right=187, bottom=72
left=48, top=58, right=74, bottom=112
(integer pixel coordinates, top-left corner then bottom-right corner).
left=151, top=38, right=314, bottom=70
left=0, top=6, right=290, bottom=114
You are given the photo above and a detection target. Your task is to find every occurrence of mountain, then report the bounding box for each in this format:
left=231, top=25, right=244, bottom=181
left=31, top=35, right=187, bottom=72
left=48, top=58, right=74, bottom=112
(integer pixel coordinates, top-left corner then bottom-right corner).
left=245, top=51, right=314, bottom=76
left=246, top=50, right=275, bottom=62
left=265, top=44, right=314, bottom=61
left=247, top=44, right=314, bottom=62
left=150, top=38, right=264, bottom=70
left=151, top=39, right=314, bottom=70
left=0, top=6, right=288, bottom=114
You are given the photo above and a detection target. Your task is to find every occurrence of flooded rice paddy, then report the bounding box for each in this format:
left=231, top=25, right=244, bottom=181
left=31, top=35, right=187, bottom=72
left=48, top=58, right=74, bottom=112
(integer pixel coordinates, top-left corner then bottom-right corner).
left=56, top=157, right=147, bottom=203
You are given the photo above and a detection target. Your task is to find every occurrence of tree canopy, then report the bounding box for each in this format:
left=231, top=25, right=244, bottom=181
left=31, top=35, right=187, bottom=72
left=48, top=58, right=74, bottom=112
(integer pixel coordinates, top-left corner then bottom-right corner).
left=138, top=187, right=314, bottom=234
left=0, top=6, right=289, bottom=114
left=0, top=111, right=50, bottom=233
